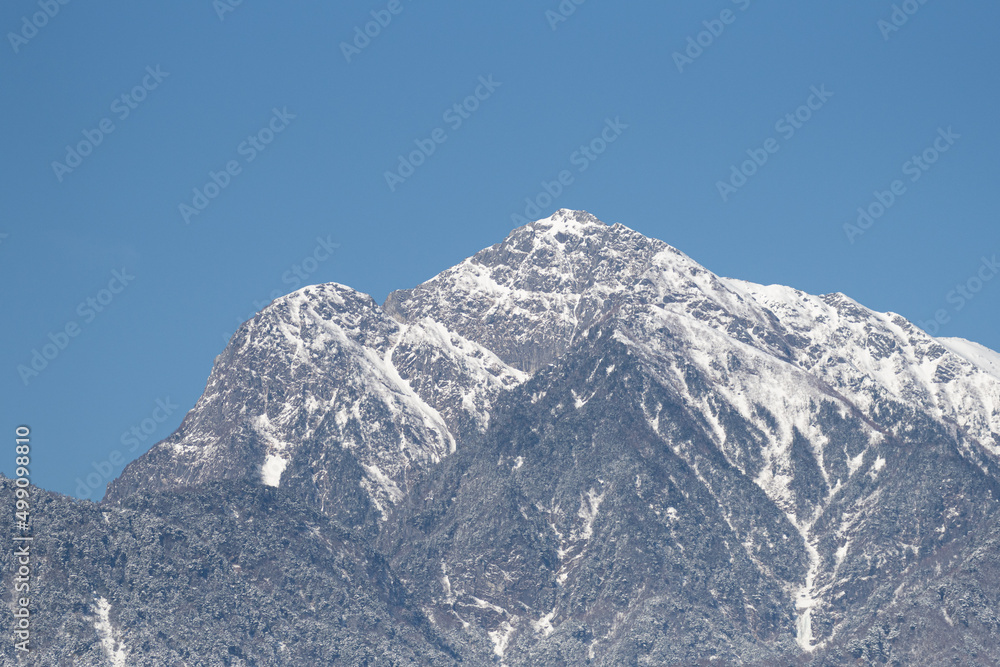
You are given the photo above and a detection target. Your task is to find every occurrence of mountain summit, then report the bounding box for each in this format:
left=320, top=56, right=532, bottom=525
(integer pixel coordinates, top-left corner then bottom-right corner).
left=53, top=211, right=1000, bottom=664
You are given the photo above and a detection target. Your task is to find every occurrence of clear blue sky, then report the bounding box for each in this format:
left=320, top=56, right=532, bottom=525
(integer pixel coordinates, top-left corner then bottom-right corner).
left=3, top=1, right=998, bottom=499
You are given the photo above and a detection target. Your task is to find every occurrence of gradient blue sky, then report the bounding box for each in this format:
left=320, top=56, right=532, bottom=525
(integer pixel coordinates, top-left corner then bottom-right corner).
left=3, top=1, right=998, bottom=499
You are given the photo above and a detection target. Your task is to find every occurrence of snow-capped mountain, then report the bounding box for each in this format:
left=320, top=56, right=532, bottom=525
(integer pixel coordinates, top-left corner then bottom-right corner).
left=29, top=210, right=1000, bottom=665
left=382, top=210, right=1000, bottom=660
left=106, top=284, right=524, bottom=529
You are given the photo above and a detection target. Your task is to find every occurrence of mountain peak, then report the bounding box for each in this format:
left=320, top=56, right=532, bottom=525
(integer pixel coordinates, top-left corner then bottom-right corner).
left=383, top=211, right=669, bottom=371
left=531, top=208, right=606, bottom=234
left=94, top=210, right=1000, bottom=664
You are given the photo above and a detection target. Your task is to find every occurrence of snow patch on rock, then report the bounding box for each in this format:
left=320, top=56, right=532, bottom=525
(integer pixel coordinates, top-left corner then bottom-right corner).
left=93, top=597, right=128, bottom=667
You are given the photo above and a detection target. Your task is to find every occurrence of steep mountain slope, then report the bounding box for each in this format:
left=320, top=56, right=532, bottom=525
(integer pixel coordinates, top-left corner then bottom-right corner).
left=379, top=210, right=1000, bottom=656
left=90, top=209, right=1000, bottom=664
left=1, top=477, right=479, bottom=666
left=106, top=284, right=524, bottom=531
left=382, top=330, right=804, bottom=664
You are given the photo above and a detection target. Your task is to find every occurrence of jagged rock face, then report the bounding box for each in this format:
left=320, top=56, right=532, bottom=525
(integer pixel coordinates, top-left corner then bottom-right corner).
left=379, top=210, right=1000, bottom=658
left=106, top=284, right=524, bottom=530
left=383, top=210, right=666, bottom=373
left=382, top=333, right=805, bottom=664
left=92, top=209, right=1000, bottom=664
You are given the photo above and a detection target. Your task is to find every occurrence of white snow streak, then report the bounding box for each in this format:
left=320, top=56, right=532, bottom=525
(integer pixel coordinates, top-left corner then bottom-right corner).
left=576, top=488, right=605, bottom=540
left=93, top=597, right=127, bottom=667
left=488, top=619, right=517, bottom=658
left=794, top=536, right=822, bottom=652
